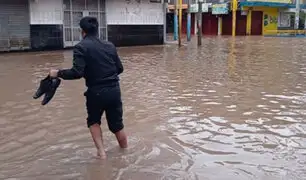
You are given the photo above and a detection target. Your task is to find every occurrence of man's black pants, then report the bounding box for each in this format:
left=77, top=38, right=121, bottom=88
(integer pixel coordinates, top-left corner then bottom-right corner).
left=85, top=85, right=124, bottom=133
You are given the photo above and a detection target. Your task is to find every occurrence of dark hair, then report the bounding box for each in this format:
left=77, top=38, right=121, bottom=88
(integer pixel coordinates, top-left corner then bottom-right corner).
left=79, top=16, right=99, bottom=35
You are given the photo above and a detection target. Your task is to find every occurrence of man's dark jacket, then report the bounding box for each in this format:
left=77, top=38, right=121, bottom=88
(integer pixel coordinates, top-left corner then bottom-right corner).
left=58, top=35, right=123, bottom=92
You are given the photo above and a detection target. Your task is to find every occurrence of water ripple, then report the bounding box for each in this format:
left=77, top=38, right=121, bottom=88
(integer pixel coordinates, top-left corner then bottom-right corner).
left=1, top=37, right=306, bottom=179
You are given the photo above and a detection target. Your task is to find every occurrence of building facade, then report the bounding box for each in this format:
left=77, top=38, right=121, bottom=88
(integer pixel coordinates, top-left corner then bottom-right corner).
left=0, top=0, right=164, bottom=52
left=166, top=0, right=306, bottom=37
left=107, top=0, right=164, bottom=46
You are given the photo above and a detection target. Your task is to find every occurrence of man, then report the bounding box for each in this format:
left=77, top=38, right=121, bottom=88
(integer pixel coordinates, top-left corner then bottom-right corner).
left=49, top=16, right=127, bottom=159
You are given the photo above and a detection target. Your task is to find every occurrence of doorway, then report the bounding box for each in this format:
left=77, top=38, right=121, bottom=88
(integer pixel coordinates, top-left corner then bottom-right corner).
left=251, top=11, right=263, bottom=35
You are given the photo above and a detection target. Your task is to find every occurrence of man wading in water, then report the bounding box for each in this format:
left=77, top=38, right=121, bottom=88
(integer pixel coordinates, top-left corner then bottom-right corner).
left=49, top=17, right=128, bottom=159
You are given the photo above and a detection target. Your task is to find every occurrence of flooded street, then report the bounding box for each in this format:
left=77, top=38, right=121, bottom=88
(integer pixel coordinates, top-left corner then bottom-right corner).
left=0, top=36, right=306, bottom=180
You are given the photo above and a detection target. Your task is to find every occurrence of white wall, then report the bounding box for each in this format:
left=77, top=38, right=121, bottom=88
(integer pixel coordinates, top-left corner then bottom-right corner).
left=106, top=0, right=163, bottom=25
left=29, top=0, right=63, bottom=24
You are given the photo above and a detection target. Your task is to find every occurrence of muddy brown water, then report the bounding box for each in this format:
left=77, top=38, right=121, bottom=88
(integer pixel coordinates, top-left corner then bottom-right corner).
left=0, top=37, right=306, bottom=180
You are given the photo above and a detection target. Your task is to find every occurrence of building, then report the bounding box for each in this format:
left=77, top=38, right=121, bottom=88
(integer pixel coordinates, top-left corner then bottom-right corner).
left=240, top=0, right=306, bottom=35
left=166, top=0, right=232, bottom=36
left=166, top=0, right=306, bottom=37
left=0, top=0, right=164, bottom=52
left=241, top=0, right=291, bottom=35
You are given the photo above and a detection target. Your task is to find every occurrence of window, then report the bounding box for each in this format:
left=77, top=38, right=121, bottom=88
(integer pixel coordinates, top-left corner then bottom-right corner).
left=278, top=12, right=292, bottom=28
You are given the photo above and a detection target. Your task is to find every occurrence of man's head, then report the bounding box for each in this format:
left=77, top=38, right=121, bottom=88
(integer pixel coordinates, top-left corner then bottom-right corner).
left=79, top=16, right=99, bottom=38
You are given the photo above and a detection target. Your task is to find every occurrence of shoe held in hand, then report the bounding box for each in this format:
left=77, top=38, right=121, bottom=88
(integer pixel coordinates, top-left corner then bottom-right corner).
left=33, top=75, right=52, bottom=99
left=33, top=75, right=61, bottom=105
left=41, top=78, right=61, bottom=105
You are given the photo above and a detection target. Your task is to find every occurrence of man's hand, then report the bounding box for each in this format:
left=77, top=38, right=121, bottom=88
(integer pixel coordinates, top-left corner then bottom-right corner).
left=49, top=69, right=59, bottom=78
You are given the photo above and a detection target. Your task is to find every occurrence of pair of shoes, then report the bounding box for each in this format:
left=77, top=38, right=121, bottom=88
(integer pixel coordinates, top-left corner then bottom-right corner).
left=33, top=75, right=51, bottom=99
left=33, top=75, right=61, bottom=105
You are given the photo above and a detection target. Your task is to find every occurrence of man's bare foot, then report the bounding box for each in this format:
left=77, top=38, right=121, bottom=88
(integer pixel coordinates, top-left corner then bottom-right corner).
left=97, top=150, right=107, bottom=159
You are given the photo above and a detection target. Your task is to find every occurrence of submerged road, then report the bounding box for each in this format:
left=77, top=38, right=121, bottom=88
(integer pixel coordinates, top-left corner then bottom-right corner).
left=0, top=36, right=306, bottom=180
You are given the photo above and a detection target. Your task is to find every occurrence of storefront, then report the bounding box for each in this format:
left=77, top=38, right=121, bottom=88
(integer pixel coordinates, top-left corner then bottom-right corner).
left=1, top=0, right=164, bottom=52
left=28, top=0, right=106, bottom=49
left=201, top=3, right=218, bottom=35
left=246, top=6, right=278, bottom=35
left=240, top=0, right=292, bottom=35
left=0, top=0, right=30, bottom=52
left=222, top=11, right=247, bottom=35
left=212, top=3, right=247, bottom=36
left=237, top=11, right=247, bottom=35
left=202, top=13, right=219, bottom=35
left=189, top=3, right=212, bottom=35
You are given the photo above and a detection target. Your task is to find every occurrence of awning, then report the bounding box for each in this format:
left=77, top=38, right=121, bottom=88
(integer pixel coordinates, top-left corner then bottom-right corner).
left=239, top=1, right=292, bottom=7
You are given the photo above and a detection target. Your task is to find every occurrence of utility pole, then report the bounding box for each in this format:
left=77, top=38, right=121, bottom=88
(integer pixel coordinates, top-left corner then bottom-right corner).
left=295, top=0, right=300, bottom=30
left=305, top=12, right=306, bottom=30
left=219, top=0, right=224, bottom=36
left=198, top=0, right=203, bottom=46
left=163, top=0, right=168, bottom=44
left=187, top=0, right=191, bottom=41
left=178, top=0, right=183, bottom=46
left=218, top=16, right=222, bottom=35
left=174, top=0, right=178, bottom=41
left=232, top=0, right=238, bottom=36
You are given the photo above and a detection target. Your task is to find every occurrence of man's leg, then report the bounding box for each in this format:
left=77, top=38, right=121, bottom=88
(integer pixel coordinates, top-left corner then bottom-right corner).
left=106, top=111, right=128, bottom=149
left=86, top=93, right=106, bottom=159
left=115, top=129, right=128, bottom=148
left=105, top=87, right=128, bottom=148
left=89, top=124, right=107, bottom=159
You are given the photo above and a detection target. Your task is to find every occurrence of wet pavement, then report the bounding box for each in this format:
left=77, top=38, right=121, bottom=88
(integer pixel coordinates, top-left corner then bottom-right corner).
left=0, top=36, right=306, bottom=180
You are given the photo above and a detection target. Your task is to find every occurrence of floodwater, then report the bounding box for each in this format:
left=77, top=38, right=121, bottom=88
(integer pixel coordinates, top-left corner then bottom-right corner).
left=0, top=37, right=306, bottom=180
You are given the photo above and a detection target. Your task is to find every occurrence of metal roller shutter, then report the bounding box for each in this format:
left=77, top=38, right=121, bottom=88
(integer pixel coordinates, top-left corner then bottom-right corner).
left=0, top=0, right=30, bottom=51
